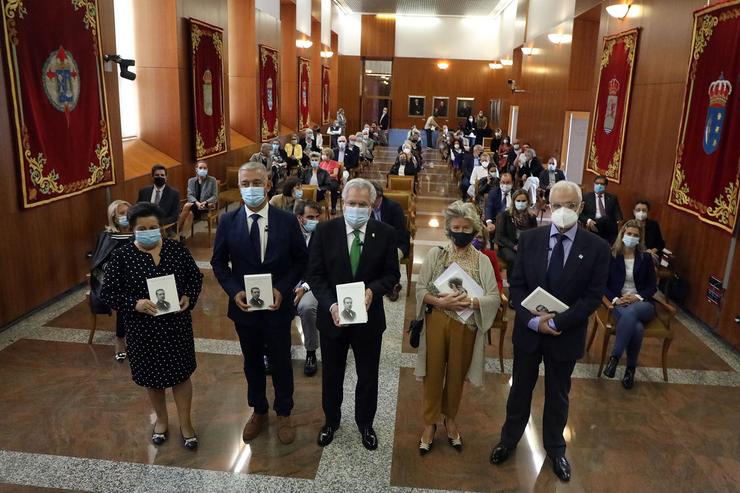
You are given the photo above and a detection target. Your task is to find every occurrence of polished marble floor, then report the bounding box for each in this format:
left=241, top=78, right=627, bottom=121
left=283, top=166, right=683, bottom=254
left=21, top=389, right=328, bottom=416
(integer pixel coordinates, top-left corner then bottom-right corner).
left=1, top=147, right=739, bottom=492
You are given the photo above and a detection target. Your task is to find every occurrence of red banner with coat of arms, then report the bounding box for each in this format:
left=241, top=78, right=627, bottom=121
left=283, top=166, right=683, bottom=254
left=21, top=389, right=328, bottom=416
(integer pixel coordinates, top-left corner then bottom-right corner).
left=586, top=29, right=639, bottom=183
left=190, top=19, right=226, bottom=159
left=321, top=65, right=330, bottom=124
left=259, top=45, right=280, bottom=142
left=1, top=0, right=114, bottom=208
left=298, top=57, right=310, bottom=130
left=668, top=1, right=740, bottom=234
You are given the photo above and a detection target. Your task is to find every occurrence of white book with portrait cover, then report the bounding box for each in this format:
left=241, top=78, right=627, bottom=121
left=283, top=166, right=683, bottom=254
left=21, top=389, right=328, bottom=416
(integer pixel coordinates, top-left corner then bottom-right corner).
left=521, top=286, right=569, bottom=315
left=243, top=274, right=273, bottom=311
left=336, top=282, right=368, bottom=325
left=433, top=262, right=484, bottom=322
left=147, top=274, right=180, bottom=316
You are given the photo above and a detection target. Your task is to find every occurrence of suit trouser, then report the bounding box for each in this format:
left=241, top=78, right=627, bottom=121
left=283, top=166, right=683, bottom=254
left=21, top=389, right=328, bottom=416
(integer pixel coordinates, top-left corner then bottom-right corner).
left=320, top=326, right=383, bottom=428
left=296, top=291, right=320, bottom=352
left=423, top=309, right=476, bottom=424
left=500, top=346, right=576, bottom=456
left=235, top=321, right=294, bottom=416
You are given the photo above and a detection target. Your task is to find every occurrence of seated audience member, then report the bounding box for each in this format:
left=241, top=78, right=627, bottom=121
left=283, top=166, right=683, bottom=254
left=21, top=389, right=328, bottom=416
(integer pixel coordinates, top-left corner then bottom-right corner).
left=179, top=161, right=219, bottom=237
left=327, top=120, right=342, bottom=147
left=580, top=174, right=623, bottom=244
left=437, top=126, right=451, bottom=161
left=371, top=182, right=411, bottom=301
left=332, top=135, right=349, bottom=168
left=91, top=200, right=134, bottom=360
left=250, top=143, right=271, bottom=167
left=450, top=139, right=465, bottom=172
left=302, top=151, right=339, bottom=214
left=269, top=139, right=288, bottom=183
left=100, top=202, right=204, bottom=449
left=474, top=154, right=501, bottom=199
left=343, top=134, right=361, bottom=174
left=473, top=229, right=504, bottom=295
left=320, top=148, right=341, bottom=182
left=293, top=199, right=322, bottom=376
left=284, top=134, right=304, bottom=172
left=390, top=151, right=419, bottom=179
left=468, top=152, right=493, bottom=199
left=300, top=128, right=321, bottom=155
left=603, top=220, right=658, bottom=389
left=137, top=164, right=181, bottom=226
left=269, top=177, right=303, bottom=213
left=633, top=199, right=665, bottom=261
left=538, top=157, right=565, bottom=201
left=494, top=189, right=538, bottom=268
left=516, top=148, right=542, bottom=186
left=357, top=130, right=374, bottom=164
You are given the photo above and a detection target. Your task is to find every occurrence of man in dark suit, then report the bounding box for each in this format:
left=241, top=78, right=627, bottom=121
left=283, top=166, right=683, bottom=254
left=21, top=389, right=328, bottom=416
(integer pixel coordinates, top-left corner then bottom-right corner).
left=459, top=144, right=475, bottom=200
left=579, top=174, right=623, bottom=245
left=341, top=135, right=361, bottom=173
left=371, top=182, right=410, bottom=301
left=490, top=180, right=610, bottom=482
left=485, top=173, right=514, bottom=234
left=137, top=164, right=181, bottom=226
left=211, top=161, right=309, bottom=446
left=307, top=178, right=400, bottom=451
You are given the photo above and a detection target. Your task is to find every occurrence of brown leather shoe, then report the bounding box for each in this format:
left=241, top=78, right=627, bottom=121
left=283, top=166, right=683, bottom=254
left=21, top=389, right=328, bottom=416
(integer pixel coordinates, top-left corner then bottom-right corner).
left=277, top=415, right=296, bottom=444
left=242, top=413, right=268, bottom=442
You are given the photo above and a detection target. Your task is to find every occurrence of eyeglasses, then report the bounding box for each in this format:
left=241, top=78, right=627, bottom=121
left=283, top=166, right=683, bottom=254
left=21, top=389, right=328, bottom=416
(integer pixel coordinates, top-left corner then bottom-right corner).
left=550, top=202, right=579, bottom=211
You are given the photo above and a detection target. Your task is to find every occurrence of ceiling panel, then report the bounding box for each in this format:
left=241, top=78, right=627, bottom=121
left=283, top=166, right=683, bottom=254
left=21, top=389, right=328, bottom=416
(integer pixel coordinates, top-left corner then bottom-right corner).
left=338, top=0, right=508, bottom=16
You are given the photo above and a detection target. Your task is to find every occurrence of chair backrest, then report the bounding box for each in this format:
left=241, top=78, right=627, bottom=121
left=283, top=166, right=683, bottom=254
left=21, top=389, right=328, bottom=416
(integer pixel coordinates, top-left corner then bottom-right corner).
left=388, top=175, right=415, bottom=194
left=302, top=185, right=318, bottom=202
left=482, top=137, right=493, bottom=149
left=384, top=191, right=411, bottom=215
left=226, top=167, right=239, bottom=189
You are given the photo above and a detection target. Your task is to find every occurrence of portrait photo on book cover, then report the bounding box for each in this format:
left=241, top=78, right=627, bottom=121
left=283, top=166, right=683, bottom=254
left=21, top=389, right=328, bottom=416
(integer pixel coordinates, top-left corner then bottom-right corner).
left=146, top=274, right=180, bottom=316
left=243, top=273, right=274, bottom=311
left=336, top=281, right=368, bottom=325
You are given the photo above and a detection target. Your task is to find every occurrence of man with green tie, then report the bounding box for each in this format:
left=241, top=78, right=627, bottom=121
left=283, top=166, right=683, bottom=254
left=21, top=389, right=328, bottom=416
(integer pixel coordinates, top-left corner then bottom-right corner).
left=306, top=178, right=400, bottom=451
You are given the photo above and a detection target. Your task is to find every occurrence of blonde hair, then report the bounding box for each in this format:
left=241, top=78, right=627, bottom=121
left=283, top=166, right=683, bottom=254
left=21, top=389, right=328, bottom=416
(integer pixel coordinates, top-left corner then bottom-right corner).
left=444, top=200, right=483, bottom=237
left=106, top=200, right=131, bottom=232
left=508, top=189, right=531, bottom=215
left=612, top=219, right=645, bottom=257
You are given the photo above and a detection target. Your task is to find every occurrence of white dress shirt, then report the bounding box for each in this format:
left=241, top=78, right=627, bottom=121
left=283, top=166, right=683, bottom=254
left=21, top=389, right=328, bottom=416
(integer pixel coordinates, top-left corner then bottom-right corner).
left=398, top=164, right=406, bottom=176
left=245, top=202, right=270, bottom=262
left=337, top=149, right=345, bottom=162
left=150, top=185, right=166, bottom=203
left=595, top=193, right=604, bottom=219
left=345, top=221, right=367, bottom=255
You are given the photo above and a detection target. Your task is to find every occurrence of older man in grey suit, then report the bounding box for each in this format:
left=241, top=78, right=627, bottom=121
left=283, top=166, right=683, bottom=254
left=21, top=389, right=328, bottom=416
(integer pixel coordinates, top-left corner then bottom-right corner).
left=179, top=160, right=219, bottom=236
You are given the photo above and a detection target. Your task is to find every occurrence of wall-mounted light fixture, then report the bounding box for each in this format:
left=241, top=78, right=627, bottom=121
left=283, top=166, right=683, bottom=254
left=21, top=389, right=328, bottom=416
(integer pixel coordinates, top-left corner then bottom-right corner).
left=500, top=58, right=513, bottom=66
left=547, top=33, right=573, bottom=45
left=489, top=61, right=503, bottom=70
left=296, top=39, right=313, bottom=49
left=606, top=1, right=632, bottom=19
left=320, top=50, right=334, bottom=58
left=521, top=46, right=535, bottom=56
left=376, top=13, right=396, bottom=20
left=437, top=61, right=449, bottom=70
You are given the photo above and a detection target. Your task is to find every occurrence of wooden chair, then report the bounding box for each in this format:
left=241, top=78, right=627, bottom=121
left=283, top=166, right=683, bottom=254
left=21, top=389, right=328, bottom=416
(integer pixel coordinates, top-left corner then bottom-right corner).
left=301, top=185, right=331, bottom=219
left=218, top=167, right=242, bottom=212
left=399, top=241, right=414, bottom=298
left=486, top=292, right=509, bottom=372
left=482, top=137, right=493, bottom=149
left=384, top=190, right=416, bottom=224
left=388, top=175, right=415, bottom=196
left=589, top=294, right=677, bottom=381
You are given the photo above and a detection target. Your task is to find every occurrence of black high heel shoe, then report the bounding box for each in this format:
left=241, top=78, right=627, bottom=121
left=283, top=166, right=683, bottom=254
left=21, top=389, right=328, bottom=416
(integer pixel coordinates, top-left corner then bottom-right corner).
left=419, top=424, right=437, bottom=456
left=443, top=417, right=462, bottom=452
left=181, top=427, right=198, bottom=450
left=151, top=428, right=168, bottom=445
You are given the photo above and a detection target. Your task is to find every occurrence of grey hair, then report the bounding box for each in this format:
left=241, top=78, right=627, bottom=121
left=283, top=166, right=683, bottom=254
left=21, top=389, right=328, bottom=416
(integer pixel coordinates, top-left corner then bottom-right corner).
left=550, top=180, right=582, bottom=203
left=239, top=161, right=268, bottom=175
left=524, top=148, right=535, bottom=159
left=342, top=178, right=377, bottom=204
left=444, top=200, right=482, bottom=237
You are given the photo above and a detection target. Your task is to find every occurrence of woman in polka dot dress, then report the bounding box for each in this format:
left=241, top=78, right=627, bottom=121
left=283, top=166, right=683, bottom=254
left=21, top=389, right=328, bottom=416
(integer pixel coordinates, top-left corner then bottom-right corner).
left=101, top=202, right=204, bottom=450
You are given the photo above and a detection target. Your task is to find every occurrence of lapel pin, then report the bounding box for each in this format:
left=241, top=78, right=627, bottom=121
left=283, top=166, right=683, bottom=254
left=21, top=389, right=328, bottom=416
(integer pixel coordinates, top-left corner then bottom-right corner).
left=372, top=233, right=375, bottom=238
left=578, top=254, right=584, bottom=259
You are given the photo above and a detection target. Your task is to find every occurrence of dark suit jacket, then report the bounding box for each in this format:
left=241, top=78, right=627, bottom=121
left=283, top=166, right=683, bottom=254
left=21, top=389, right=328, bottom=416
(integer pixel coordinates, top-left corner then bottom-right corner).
left=300, top=139, right=320, bottom=154
left=379, top=112, right=389, bottom=130
left=580, top=191, right=623, bottom=224
left=485, top=186, right=507, bottom=223
left=509, top=225, right=610, bottom=361
left=605, top=251, right=657, bottom=301
left=643, top=219, right=665, bottom=255
left=306, top=218, right=400, bottom=339
left=301, top=168, right=333, bottom=191
left=495, top=211, right=537, bottom=250
left=377, top=197, right=410, bottom=258
left=460, top=153, right=474, bottom=187
left=337, top=146, right=360, bottom=170
left=389, top=159, right=418, bottom=177
left=522, top=157, right=542, bottom=180
left=211, top=205, right=309, bottom=326
left=137, top=185, right=181, bottom=225
left=537, top=169, right=566, bottom=189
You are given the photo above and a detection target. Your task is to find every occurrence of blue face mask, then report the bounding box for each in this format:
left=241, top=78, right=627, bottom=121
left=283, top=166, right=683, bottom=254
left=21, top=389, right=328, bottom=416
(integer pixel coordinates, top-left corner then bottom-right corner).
left=241, top=187, right=266, bottom=208
left=135, top=228, right=161, bottom=247
left=196, top=168, right=208, bottom=177
left=117, top=215, right=129, bottom=227
left=344, top=206, right=370, bottom=229
left=515, top=200, right=528, bottom=211
left=311, top=160, right=320, bottom=168
left=622, top=235, right=639, bottom=248
left=303, top=219, right=319, bottom=232
left=294, top=189, right=304, bottom=199
left=594, top=184, right=606, bottom=193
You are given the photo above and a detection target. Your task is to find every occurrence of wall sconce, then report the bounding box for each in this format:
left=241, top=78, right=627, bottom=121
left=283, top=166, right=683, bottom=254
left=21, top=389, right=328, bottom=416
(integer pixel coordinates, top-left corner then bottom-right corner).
left=437, top=61, right=449, bottom=70
left=547, top=33, right=573, bottom=45
left=521, top=46, right=534, bottom=56
left=606, top=1, right=632, bottom=19
left=296, top=39, right=313, bottom=48
left=320, top=50, right=334, bottom=58
left=489, top=61, right=503, bottom=70
left=500, top=58, right=513, bottom=66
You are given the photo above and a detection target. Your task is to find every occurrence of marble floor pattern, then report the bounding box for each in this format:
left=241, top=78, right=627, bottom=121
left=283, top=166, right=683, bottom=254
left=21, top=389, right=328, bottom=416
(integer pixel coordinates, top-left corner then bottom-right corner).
left=0, top=147, right=739, bottom=492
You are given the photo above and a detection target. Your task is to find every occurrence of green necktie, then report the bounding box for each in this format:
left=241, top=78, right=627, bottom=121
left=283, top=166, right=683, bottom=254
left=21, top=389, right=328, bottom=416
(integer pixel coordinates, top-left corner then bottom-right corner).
left=350, top=230, right=361, bottom=277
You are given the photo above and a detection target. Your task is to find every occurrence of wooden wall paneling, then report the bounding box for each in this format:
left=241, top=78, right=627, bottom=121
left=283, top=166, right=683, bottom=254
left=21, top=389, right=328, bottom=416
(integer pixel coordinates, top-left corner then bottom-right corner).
left=280, top=2, right=298, bottom=133
left=360, top=15, right=395, bottom=58
left=337, top=55, right=362, bottom=135
left=329, top=32, right=339, bottom=123
left=228, top=0, right=258, bottom=141
left=309, top=19, right=322, bottom=128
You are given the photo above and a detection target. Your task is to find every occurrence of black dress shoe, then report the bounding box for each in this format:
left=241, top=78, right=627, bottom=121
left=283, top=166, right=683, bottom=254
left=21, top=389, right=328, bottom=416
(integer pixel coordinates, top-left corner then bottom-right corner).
left=317, top=423, right=338, bottom=447
left=603, top=356, right=618, bottom=378
left=549, top=455, right=571, bottom=481
left=151, top=428, right=168, bottom=446
left=180, top=428, right=198, bottom=450
left=263, top=354, right=272, bottom=375
left=622, top=366, right=635, bottom=389
left=490, top=443, right=511, bottom=464
left=359, top=426, right=378, bottom=450
left=304, top=353, right=317, bottom=376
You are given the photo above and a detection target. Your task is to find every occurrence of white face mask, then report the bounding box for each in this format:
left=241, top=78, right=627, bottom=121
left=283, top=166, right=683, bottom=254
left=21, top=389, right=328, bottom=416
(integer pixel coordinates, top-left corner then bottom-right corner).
left=634, top=211, right=647, bottom=221
left=518, top=154, right=528, bottom=164
left=500, top=184, right=512, bottom=193
left=403, top=147, right=411, bottom=154
left=551, top=207, right=579, bottom=230
left=481, top=161, right=489, bottom=168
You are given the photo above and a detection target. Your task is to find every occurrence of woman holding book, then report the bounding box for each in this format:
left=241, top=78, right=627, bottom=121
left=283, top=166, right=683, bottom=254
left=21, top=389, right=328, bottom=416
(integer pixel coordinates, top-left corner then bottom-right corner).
left=414, top=201, right=501, bottom=455
left=100, top=202, right=203, bottom=449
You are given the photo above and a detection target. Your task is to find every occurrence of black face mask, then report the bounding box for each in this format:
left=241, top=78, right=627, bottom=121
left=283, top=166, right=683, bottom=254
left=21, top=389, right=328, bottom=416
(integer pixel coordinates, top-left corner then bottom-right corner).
left=153, top=176, right=166, bottom=187
left=450, top=231, right=475, bottom=247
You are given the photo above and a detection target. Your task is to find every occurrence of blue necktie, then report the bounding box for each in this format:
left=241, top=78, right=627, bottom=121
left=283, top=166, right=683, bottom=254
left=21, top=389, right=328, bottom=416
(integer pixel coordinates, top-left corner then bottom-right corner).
left=546, top=233, right=565, bottom=290
left=250, top=213, right=261, bottom=262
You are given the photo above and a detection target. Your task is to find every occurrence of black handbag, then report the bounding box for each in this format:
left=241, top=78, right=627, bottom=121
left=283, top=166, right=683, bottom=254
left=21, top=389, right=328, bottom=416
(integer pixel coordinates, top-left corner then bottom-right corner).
left=408, top=319, right=423, bottom=348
